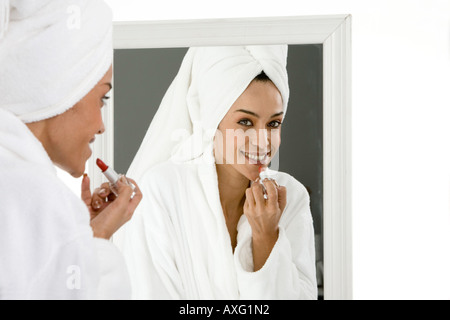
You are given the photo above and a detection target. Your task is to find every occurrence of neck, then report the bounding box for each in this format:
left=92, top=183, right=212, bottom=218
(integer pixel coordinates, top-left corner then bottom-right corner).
left=26, top=121, right=51, bottom=153
left=216, top=164, right=249, bottom=218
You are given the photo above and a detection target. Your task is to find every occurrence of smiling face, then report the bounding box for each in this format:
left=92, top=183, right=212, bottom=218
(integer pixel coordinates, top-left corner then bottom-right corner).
left=42, top=66, right=113, bottom=177
left=214, top=77, right=284, bottom=181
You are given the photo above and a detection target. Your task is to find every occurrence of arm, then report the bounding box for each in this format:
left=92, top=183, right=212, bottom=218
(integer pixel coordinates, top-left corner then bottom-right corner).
left=243, top=179, right=287, bottom=271
left=235, top=179, right=317, bottom=300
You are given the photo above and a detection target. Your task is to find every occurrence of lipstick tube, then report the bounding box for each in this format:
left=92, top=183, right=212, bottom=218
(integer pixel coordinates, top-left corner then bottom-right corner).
left=258, top=166, right=279, bottom=199
left=96, top=158, right=136, bottom=197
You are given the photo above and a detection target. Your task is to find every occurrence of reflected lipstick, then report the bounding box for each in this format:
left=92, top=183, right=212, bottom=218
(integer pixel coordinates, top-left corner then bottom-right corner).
left=258, top=166, right=279, bottom=199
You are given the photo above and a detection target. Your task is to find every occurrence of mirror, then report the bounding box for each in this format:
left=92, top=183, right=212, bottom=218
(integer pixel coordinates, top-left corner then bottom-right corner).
left=90, top=15, right=352, bottom=299
left=113, top=45, right=324, bottom=297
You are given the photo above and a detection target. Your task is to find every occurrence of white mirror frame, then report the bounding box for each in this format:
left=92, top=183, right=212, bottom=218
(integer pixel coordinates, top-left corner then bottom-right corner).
left=90, top=14, right=352, bottom=300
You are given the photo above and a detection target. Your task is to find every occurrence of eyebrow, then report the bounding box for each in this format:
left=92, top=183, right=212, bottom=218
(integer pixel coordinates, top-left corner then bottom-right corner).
left=235, top=109, right=284, bottom=118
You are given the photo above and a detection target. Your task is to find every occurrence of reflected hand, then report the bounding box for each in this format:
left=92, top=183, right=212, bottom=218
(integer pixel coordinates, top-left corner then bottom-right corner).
left=244, top=178, right=287, bottom=271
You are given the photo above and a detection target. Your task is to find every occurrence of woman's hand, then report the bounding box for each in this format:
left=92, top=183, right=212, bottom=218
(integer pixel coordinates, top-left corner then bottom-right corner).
left=244, top=179, right=287, bottom=271
left=81, top=174, right=143, bottom=240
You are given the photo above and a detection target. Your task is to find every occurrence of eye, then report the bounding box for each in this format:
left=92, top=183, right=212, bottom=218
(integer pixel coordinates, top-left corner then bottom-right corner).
left=238, top=119, right=253, bottom=127
left=101, top=96, right=110, bottom=107
left=268, top=120, right=282, bottom=128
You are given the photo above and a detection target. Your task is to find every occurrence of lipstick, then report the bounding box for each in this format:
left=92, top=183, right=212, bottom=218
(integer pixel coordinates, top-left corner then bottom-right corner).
left=258, top=166, right=279, bottom=199
left=259, top=166, right=277, bottom=182
left=96, top=158, right=135, bottom=197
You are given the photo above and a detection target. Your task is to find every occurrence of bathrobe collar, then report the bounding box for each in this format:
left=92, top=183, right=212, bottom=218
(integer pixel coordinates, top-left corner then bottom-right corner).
left=0, top=109, right=56, bottom=175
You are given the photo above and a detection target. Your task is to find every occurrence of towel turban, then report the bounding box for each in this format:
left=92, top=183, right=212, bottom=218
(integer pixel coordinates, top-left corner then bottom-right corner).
left=0, top=0, right=113, bottom=123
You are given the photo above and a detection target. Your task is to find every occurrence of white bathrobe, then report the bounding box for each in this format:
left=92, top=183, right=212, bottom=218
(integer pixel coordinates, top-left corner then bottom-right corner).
left=0, top=109, right=130, bottom=300
left=118, top=147, right=317, bottom=300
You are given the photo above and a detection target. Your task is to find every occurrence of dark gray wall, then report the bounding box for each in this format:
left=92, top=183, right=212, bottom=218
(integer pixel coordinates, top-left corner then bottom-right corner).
left=283, top=44, right=323, bottom=237
left=113, top=45, right=323, bottom=295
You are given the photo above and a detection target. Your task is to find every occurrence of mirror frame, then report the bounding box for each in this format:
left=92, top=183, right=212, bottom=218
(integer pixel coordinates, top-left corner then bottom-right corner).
left=90, top=14, right=352, bottom=300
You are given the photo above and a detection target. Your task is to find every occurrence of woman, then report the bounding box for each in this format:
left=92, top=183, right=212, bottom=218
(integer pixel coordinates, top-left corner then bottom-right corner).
left=116, top=46, right=317, bottom=299
left=0, top=0, right=142, bottom=299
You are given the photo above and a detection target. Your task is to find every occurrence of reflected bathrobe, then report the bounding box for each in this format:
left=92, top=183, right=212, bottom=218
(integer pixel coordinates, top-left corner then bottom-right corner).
left=0, top=109, right=130, bottom=299
left=118, top=150, right=317, bottom=300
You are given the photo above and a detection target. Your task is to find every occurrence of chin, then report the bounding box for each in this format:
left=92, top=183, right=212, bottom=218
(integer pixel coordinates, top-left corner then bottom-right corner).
left=55, top=161, right=84, bottom=178
left=70, top=170, right=85, bottom=179
left=68, top=157, right=87, bottom=178
left=238, top=164, right=260, bottom=182
left=65, top=163, right=85, bottom=178
left=69, top=148, right=91, bottom=178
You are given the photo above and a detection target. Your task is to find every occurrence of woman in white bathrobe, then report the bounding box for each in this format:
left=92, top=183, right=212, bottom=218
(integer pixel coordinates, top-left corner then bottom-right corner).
left=117, top=46, right=317, bottom=299
left=0, top=0, right=142, bottom=299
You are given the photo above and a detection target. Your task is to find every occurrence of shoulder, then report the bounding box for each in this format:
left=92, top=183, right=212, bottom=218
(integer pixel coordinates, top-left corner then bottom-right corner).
left=273, top=171, right=312, bottom=225
left=0, top=163, right=93, bottom=276
left=0, top=162, right=91, bottom=237
left=274, top=171, right=310, bottom=204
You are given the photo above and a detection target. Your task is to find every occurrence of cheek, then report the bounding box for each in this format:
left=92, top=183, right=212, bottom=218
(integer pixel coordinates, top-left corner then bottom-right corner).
left=269, top=130, right=281, bottom=151
left=213, top=128, right=248, bottom=164
left=91, top=107, right=104, bottom=129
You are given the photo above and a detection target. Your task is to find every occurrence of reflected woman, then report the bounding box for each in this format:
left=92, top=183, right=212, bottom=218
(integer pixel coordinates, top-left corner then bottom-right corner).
left=115, top=46, right=317, bottom=299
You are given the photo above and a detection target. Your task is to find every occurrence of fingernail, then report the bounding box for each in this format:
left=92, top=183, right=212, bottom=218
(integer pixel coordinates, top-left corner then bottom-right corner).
left=99, top=188, right=107, bottom=196
left=83, top=173, right=88, bottom=179
left=93, top=200, right=101, bottom=210
left=119, top=176, right=127, bottom=184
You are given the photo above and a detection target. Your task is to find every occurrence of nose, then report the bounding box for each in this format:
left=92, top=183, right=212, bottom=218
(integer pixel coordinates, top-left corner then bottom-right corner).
left=249, top=128, right=270, bottom=151
left=97, top=122, right=105, bottom=135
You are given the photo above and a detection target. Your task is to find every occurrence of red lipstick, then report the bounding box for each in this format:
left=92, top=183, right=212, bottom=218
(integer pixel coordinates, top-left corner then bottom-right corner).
left=96, top=158, right=109, bottom=172
left=96, top=158, right=135, bottom=197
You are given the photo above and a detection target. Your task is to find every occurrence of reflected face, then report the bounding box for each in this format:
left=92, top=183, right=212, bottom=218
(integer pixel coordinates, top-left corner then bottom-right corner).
left=46, top=66, right=113, bottom=177
left=214, top=79, right=284, bottom=181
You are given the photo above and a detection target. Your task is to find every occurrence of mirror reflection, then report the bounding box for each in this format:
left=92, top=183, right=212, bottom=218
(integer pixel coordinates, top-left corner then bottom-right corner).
left=112, top=45, right=323, bottom=299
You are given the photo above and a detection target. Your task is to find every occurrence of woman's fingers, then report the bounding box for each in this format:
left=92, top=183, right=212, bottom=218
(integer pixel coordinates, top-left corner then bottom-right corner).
left=262, top=179, right=279, bottom=208
left=92, top=182, right=112, bottom=211
left=81, top=174, right=92, bottom=207
left=251, top=182, right=266, bottom=209
left=249, top=179, right=287, bottom=215
left=245, top=187, right=255, bottom=208
left=90, top=177, right=143, bottom=239
left=251, top=179, right=280, bottom=207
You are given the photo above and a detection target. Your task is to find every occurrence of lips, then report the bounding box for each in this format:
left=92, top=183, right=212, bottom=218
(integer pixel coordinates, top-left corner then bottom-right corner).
left=240, top=150, right=271, bottom=164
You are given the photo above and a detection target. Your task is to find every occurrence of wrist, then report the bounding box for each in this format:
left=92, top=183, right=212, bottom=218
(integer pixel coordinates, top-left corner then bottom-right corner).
left=251, top=229, right=279, bottom=272
left=252, top=228, right=279, bottom=248
left=252, top=227, right=279, bottom=242
left=90, top=219, right=111, bottom=240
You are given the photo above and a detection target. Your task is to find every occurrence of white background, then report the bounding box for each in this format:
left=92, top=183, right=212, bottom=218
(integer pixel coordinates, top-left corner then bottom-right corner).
left=94, top=0, right=450, bottom=299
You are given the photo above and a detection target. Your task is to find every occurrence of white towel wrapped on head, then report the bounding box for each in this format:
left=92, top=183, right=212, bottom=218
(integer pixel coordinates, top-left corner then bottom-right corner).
left=0, top=0, right=112, bottom=123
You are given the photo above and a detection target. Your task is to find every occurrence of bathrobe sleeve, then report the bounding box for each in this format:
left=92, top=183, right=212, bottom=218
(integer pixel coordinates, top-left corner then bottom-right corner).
left=0, top=166, right=131, bottom=300
left=234, top=175, right=318, bottom=300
